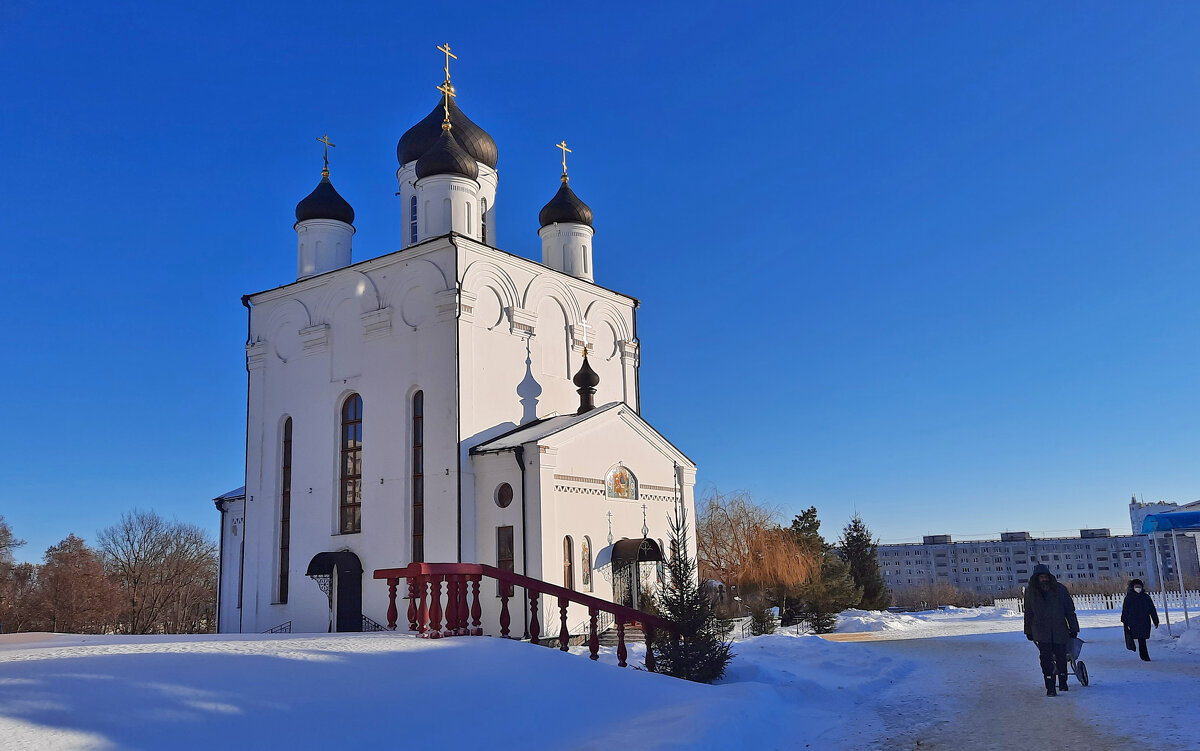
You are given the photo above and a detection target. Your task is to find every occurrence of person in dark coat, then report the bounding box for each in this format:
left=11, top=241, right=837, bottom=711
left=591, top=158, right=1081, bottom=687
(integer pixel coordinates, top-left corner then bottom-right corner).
left=1023, top=564, right=1080, bottom=696
left=1120, top=578, right=1159, bottom=661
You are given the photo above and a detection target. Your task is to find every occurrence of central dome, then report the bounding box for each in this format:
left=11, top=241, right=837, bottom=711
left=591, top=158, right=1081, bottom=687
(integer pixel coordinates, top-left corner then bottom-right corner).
left=398, top=97, right=498, bottom=169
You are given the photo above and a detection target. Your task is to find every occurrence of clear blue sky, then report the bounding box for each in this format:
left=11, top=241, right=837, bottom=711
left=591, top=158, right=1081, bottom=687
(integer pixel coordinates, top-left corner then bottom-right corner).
left=3, top=1, right=1199, bottom=562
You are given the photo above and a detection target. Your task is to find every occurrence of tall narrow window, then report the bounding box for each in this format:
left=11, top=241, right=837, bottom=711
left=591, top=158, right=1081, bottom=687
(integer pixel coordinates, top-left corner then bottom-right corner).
left=279, top=417, right=293, bottom=603
left=465, top=201, right=472, bottom=236
left=412, top=390, right=424, bottom=562
left=563, top=536, right=575, bottom=590
left=480, top=198, right=488, bottom=244
left=409, top=196, right=418, bottom=245
left=339, top=394, right=363, bottom=534
left=497, top=526, right=514, bottom=596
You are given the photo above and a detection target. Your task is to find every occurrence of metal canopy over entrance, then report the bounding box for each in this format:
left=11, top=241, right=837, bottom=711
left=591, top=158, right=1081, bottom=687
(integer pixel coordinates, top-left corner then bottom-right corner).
left=610, top=538, right=664, bottom=610
left=306, top=551, right=364, bottom=633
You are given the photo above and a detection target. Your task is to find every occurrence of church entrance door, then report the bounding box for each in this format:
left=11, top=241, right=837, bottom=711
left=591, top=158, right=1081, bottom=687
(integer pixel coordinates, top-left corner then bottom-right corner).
left=305, top=551, right=364, bottom=632
left=609, top=538, right=665, bottom=612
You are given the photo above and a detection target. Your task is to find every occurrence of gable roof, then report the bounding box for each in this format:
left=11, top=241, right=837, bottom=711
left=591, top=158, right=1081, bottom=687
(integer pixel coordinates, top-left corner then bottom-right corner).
left=469, top=402, right=694, bottom=466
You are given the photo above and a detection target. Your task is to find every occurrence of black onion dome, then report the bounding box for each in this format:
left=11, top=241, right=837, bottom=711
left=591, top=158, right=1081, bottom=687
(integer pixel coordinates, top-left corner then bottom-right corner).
left=415, top=128, right=480, bottom=180
left=295, top=175, right=355, bottom=224
left=572, top=352, right=600, bottom=389
left=539, top=180, right=593, bottom=228
left=398, top=97, right=498, bottom=169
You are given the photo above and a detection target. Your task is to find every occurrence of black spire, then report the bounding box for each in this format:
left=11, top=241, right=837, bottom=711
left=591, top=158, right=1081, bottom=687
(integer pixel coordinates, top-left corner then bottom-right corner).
left=572, top=349, right=600, bottom=415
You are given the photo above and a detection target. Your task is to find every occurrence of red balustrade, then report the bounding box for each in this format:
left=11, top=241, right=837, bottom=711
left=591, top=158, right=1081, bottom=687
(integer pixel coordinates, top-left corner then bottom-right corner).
left=373, top=562, right=675, bottom=672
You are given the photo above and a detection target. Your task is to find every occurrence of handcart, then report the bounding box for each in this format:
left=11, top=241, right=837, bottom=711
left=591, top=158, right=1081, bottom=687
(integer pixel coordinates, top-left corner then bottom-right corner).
left=1067, top=637, right=1089, bottom=686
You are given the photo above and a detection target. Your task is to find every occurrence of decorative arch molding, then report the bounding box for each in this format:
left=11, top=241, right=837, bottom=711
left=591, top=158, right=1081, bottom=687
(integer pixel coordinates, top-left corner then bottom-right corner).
left=461, top=260, right=520, bottom=313
left=379, top=257, right=453, bottom=311
left=313, top=270, right=382, bottom=324
left=583, top=299, right=632, bottom=346
left=257, top=298, right=312, bottom=341
left=522, top=274, right=582, bottom=327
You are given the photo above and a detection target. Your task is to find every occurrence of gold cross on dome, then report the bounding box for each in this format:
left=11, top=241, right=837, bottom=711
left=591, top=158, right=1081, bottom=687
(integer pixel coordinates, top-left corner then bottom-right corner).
left=436, top=81, right=456, bottom=128
left=316, top=134, right=336, bottom=176
left=437, top=43, right=457, bottom=83
left=555, top=140, right=572, bottom=180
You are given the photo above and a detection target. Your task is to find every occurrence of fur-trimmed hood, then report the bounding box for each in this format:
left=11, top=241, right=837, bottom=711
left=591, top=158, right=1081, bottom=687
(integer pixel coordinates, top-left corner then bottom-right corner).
left=1028, top=563, right=1057, bottom=589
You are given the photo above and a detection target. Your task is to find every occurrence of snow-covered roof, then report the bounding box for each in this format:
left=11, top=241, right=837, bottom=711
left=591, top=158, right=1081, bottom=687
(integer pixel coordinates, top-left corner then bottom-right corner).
left=469, top=403, right=623, bottom=454
left=212, top=486, right=246, bottom=508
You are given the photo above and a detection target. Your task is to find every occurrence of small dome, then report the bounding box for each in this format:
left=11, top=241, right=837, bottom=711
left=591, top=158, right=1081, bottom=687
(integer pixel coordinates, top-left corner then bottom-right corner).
left=539, top=179, right=593, bottom=228
left=415, top=128, right=480, bottom=180
left=295, top=175, right=355, bottom=225
left=398, top=97, right=498, bottom=169
left=572, top=352, right=600, bottom=389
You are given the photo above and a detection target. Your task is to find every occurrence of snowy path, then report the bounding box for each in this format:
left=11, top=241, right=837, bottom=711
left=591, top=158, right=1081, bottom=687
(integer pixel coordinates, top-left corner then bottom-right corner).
left=866, top=635, right=1140, bottom=751
left=821, top=615, right=1200, bottom=751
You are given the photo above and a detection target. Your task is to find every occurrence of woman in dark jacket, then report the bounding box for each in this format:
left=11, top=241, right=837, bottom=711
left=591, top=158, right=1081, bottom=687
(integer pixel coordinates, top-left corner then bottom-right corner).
left=1120, top=578, right=1159, bottom=661
left=1023, top=564, right=1080, bottom=696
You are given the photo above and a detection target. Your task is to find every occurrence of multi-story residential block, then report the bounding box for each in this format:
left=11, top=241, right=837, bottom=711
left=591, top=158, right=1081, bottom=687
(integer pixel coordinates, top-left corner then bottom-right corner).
left=879, top=497, right=1200, bottom=595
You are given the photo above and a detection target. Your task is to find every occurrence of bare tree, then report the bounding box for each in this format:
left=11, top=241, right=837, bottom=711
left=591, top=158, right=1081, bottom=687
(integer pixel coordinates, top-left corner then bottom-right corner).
left=0, top=516, right=23, bottom=566
left=38, top=534, right=121, bottom=634
left=697, top=491, right=818, bottom=609
left=98, top=510, right=218, bottom=634
left=0, top=563, right=40, bottom=633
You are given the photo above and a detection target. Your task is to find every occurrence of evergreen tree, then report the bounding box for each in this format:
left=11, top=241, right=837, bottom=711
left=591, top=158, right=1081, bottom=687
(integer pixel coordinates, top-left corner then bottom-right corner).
left=650, top=506, right=734, bottom=683
left=748, top=603, right=777, bottom=635
left=838, top=514, right=890, bottom=610
left=785, top=508, right=862, bottom=633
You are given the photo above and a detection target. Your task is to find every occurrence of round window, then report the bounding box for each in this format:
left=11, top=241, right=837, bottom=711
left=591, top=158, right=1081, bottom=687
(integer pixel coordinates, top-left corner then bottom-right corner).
left=495, top=482, right=513, bottom=508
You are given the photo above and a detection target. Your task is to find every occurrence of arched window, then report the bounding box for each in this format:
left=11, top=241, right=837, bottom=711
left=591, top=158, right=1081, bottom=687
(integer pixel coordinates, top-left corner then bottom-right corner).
left=480, top=198, right=488, bottom=244
left=339, top=394, right=362, bottom=534
left=278, top=417, right=293, bottom=603
left=581, top=536, right=592, bottom=591
left=409, top=196, right=418, bottom=245
left=563, top=536, right=575, bottom=590
left=465, top=201, right=472, bottom=236
left=412, top=390, right=424, bottom=562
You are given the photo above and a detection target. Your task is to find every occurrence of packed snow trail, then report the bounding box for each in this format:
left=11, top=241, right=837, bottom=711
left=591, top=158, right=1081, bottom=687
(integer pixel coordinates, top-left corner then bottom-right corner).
left=827, top=624, right=1199, bottom=751
left=864, top=634, right=1138, bottom=750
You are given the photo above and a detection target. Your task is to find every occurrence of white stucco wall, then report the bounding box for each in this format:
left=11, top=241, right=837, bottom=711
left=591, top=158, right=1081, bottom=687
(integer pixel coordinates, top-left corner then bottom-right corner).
left=225, top=229, right=676, bottom=635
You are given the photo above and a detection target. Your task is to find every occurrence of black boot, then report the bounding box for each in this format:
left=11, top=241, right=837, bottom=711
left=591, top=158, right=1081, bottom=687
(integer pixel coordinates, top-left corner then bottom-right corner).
left=1044, top=676, right=1057, bottom=697
left=1058, top=674, right=1069, bottom=692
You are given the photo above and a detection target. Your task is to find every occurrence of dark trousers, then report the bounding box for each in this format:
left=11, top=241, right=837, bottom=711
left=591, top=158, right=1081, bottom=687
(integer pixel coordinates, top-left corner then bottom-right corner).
left=1125, top=628, right=1150, bottom=659
left=1036, top=641, right=1068, bottom=678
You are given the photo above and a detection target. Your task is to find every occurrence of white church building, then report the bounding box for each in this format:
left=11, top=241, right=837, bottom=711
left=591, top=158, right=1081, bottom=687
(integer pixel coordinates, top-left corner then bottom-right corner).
left=214, top=52, right=697, bottom=635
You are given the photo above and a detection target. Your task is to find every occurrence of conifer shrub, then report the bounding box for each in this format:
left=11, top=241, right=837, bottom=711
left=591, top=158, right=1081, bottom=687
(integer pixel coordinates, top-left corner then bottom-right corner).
left=650, top=506, right=734, bottom=683
left=748, top=604, right=777, bottom=635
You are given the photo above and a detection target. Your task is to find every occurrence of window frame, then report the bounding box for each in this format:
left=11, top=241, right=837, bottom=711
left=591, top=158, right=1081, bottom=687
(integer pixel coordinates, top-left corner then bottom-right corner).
left=278, top=416, right=293, bottom=602
left=412, top=390, right=424, bottom=562
left=338, top=394, right=363, bottom=535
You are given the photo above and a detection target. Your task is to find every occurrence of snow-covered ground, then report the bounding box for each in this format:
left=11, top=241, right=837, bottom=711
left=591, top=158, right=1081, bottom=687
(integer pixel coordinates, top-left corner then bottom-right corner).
left=1, top=608, right=1197, bottom=750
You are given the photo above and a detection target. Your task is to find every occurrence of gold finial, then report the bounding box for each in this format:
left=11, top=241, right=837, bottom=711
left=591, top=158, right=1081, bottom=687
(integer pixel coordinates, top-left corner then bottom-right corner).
left=436, top=81, right=456, bottom=130
left=316, top=134, right=336, bottom=177
left=437, top=43, right=457, bottom=86
left=555, top=140, right=572, bottom=182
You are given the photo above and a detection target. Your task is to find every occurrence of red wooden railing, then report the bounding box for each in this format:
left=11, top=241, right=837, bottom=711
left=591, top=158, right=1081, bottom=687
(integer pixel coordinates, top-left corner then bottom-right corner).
left=373, top=562, right=675, bottom=671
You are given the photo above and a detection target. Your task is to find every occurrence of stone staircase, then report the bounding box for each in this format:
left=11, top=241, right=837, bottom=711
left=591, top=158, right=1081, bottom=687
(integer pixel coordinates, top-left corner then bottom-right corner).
left=599, top=623, right=643, bottom=647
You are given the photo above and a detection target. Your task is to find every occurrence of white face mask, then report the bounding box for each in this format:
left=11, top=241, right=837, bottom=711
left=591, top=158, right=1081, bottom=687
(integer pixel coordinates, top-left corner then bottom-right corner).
left=1134, top=587, right=1143, bottom=593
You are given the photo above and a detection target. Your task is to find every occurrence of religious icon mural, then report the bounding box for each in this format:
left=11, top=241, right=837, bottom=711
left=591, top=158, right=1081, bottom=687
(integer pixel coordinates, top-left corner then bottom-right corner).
left=605, top=465, right=638, bottom=500
left=581, top=537, right=592, bottom=591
